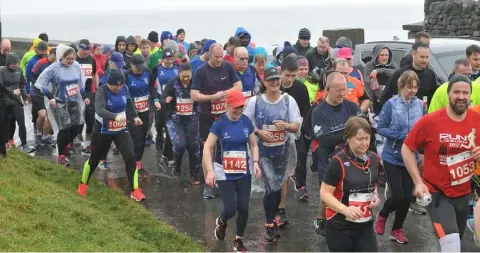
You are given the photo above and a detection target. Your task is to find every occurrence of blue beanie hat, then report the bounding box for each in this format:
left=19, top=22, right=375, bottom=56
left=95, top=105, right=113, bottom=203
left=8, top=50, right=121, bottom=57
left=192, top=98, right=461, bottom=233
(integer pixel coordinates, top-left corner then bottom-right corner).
left=282, top=41, right=297, bottom=58
left=160, top=31, right=173, bottom=43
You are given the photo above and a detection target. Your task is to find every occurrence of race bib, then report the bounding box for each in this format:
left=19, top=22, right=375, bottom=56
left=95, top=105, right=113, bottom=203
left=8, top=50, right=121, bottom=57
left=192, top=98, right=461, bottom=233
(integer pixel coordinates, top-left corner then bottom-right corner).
left=262, top=125, right=286, bottom=147
left=80, top=64, right=93, bottom=78
left=134, top=95, right=149, bottom=113
left=176, top=98, right=193, bottom=116
left=211, top=99, right=226, bottom=115
left=447, top=151, right=475, bottom=186
left=107, top=113, right=127, bottom=132
left=346, top=192, right=373, bottom=223
left=242, top=91, right=252, bottom=100
left=66, top=84, right=80, bottom=97
left=222, top=150, right=247, bottom=174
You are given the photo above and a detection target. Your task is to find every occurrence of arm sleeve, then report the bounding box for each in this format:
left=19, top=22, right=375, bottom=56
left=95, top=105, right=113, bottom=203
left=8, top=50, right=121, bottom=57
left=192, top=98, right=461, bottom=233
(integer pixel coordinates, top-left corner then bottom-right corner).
left=287, top=96, right=302, bottom=124
left=311, top=106, right=344, bottom=147
left=381, top=69, right=401, bottom=104
left=94, top=86, right=117, bottom=120
left=125, top=87, right=138, bottom=119
left=149, top=65, right=158, bottom=90
left=25, top=60, right=34, bottom=93
left=303, top=103, right=316, bottom=137
left=377, top=101, right=406, bottom=140
left=400, top=54, right=412, bottom=68
left=243, top=96, right=256, bottom=126
left=147, top=70, right=158, bottom=101
left=209, top=119, right=222, bottom=137
left=363, top=62, right=375, bottom=100
left=191, top=67, right=202, bottom=91
left=34, top=64, right=55, bottom=99
left=20, top=70, right=27, bottom=100
left=161, top=78, right=175, bottom=104
left=322, top=157, right=343, bottom=186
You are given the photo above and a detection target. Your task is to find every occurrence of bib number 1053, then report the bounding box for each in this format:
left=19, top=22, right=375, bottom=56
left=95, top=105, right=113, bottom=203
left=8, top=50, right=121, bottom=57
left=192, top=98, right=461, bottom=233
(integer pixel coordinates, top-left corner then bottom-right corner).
left=448, top=151, right=475, bottom=186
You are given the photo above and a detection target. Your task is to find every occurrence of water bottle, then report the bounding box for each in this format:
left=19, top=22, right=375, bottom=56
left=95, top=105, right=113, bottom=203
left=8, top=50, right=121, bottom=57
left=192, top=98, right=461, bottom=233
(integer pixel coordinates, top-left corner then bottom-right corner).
left=423, top=96, right=428, bottom=113
left=370, top=77, right=379, bottom=91
left=416, top=194, right=432, bottom=207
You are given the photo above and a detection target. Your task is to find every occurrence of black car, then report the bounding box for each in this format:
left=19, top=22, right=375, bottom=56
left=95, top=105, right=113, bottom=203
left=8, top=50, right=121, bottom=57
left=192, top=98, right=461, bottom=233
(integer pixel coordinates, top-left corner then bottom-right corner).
left=354, top=38, right=480, bottom=84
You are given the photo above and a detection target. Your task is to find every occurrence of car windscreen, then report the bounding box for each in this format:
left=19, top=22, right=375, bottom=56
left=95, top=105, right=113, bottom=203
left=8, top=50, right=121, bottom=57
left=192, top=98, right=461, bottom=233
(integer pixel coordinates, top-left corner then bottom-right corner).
left=434, top=51, right=465, bottom=75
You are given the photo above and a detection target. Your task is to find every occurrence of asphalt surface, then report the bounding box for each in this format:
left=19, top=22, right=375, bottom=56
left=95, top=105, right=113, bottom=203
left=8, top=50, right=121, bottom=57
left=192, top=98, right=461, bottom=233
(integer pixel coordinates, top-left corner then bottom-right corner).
left=10, top=104, right=480, bottom=252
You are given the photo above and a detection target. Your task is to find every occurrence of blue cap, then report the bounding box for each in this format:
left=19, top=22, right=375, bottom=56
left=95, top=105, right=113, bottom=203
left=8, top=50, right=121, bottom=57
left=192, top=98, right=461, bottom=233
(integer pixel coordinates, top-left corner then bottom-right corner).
left=110, top=52, right=125, bottom=68
left=201, top=39, right=216, bottom=54
left=161, top=31, right=173, bottom=42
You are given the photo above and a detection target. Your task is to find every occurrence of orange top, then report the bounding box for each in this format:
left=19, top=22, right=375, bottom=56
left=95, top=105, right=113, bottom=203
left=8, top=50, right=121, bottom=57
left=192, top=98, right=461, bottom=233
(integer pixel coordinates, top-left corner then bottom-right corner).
left=345, top=76, right=364, bottom=105
left=471, top=105, right=480, bottom=113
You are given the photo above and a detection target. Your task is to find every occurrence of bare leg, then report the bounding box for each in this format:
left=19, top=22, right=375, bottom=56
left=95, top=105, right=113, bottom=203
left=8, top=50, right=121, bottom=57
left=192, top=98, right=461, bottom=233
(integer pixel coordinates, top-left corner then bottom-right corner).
left=278, top=181, right=288, bottom=208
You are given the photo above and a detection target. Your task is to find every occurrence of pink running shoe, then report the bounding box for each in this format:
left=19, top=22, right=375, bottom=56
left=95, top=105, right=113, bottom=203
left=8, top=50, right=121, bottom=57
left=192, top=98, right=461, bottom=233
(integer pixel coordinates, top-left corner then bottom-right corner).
left=374, top=213, right=387, bottom=235
left=390, top=229, right=409, bottom=244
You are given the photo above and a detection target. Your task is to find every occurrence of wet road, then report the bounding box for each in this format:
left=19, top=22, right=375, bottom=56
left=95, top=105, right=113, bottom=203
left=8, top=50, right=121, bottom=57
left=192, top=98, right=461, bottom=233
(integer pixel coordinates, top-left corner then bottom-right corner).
left=13, top=105, right=480, bottom=252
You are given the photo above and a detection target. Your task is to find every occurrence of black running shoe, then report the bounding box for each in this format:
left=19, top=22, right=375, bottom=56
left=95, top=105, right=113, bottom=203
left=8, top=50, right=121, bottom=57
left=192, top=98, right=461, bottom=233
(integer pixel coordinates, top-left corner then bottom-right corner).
left=233, top=237, right=247, bottom=252
left=275, top=208, right=289, bottom=228
left=314, top=218, right=326, bottom=236
left=265, top=224, right=275, bottom=242
left=214, top=217, right=227, bottom=241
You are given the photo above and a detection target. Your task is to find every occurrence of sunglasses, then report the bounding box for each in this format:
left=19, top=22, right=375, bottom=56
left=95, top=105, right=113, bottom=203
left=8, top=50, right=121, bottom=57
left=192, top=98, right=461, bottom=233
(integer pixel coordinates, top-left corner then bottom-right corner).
left=79, top=44, right=91, bottom=50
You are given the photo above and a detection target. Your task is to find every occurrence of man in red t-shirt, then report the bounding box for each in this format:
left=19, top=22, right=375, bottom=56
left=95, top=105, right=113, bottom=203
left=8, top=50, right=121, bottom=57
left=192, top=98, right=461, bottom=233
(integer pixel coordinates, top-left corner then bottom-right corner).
left=402, top=74, right=480, bottom=252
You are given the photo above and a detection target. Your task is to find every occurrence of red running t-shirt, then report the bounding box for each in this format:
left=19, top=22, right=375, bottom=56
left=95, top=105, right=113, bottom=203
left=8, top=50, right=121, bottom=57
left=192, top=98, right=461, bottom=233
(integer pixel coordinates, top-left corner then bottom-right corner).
left=404, top=108, right=480, bottom=197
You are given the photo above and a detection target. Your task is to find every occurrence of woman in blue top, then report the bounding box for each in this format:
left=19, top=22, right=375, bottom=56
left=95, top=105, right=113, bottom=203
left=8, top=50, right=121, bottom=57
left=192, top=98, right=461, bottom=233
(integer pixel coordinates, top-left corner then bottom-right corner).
left=77, top=69, right=146, bottom=202
left=126, top=54, right=160, bottom=179
left=374, top=70, right=425, bottom=244
left=244, top=67, right=302, bottom=242
left=203, top=90, right=260, bottom=252
left=34, top=44, right=90, bottom=166
left=162, top=63, right=202, bottom=185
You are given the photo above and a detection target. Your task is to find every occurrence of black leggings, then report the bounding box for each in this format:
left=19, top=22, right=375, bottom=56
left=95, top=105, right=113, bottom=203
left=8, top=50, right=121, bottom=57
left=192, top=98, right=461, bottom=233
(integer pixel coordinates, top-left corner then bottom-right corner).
left=379, top=161, right=414, bottom=230
left=263, top=189, right=282, bottom=224
left=57, top=124, right=83, bottom=156
left=129, top=111, right=150, bottom=162
left=326, top=221, right=378, bottom=252
left=294, top=133, right=311, bottom=189
left=84, top=91, right=96, bottom=135
left=155, top=109, right=173, bottom=160
left=7, top=104, right=26, bottom=146
left=0, top=104, right=8, bottom=157
left=166, top=117, right=200, bottom=176
left=82, top=130, right=137, bottom=190
left=217, top=176, right=252, bottom=237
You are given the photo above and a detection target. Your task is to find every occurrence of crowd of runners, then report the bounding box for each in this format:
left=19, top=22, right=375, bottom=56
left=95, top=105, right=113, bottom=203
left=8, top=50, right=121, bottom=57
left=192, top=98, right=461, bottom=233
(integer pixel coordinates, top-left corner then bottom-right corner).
left=1, top=28, right=480, bottom=252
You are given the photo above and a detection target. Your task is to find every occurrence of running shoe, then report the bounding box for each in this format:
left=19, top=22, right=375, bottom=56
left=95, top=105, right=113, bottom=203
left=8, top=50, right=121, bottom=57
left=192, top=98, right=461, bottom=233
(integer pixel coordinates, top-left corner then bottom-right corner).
left=130, top=188, right=146, bottom=201
left=159, top=156, right=169, bottom=171
left=21, top=145, right=35, bottom=154
left=58, top=155, right=70, bottom=166
left=275, top=208, right=289, bottom=228
left=172, top=167, right=181, bottom=179
left=314, top=218, right=326, bottom=236
left=273, top=223, right=281, bottom=238
left=264, top=224, right=275, bottom=242
left=203, top=186, right=214, bottom=199
left=233, top=237, right=247, bottom=252
left=145, top=135, right=154, bottom=146
left=98, top=161, right=109, bottom=171
left=467, top=218, right=480, bottom=246
left=409, top=202, right=427, bottom=215
left=138, top=168, right=149, bottom=180
left=168, top=160, right=175, bottom=170
left=390, top=229, right=409, bottom=244
left=65, top=143, right=73, bottom=157
left=191, top=173, right=201, bottom=186
left=81, top=145, right=92, bottom=155
left=8, top=139, right=15, bottom=148
left=42, top=136, right=56, bottom=147
left=374, top=213, right=387, bottom=235
left=214, top=217, right=227, bottom=241
left=77, top=183, right=88, bottom=197
left=35, top=134, right=43, bottom=146
left=297, top=186, right=309, bottom=201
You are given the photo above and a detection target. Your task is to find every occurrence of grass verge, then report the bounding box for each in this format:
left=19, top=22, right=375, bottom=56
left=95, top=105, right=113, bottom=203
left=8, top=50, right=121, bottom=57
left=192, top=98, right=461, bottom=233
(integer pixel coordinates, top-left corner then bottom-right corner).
left=0, top=151, right=204, bottom=252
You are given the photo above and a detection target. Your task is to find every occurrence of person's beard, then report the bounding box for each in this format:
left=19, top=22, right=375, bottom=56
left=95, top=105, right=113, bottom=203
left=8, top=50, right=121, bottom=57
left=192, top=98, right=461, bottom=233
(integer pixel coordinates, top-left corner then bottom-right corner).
left=450, top=98, right=470, bottom=115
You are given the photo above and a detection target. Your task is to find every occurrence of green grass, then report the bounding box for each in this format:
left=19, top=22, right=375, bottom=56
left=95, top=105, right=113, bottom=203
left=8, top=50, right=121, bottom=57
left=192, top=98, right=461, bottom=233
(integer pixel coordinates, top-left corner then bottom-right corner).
left=0, top=151, right=204, bottom=252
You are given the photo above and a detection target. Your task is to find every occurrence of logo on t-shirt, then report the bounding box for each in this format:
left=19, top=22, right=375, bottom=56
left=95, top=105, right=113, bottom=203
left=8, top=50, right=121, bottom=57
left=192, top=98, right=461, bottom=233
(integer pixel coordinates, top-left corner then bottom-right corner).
left=314, top=125, right=323, bottom=135
left=438, top=128, right=476, bottom=165
left=243, top=128, right=249, bottom=138
left=223, top=131, right=230, bottom=139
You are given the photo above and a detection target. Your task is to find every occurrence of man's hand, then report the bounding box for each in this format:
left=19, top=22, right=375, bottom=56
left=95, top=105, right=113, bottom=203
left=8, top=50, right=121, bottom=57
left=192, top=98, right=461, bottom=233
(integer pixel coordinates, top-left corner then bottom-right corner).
left=212, top=91, right=226, bottom=101
left=84, top=98, right=90, bottom=105
left=369, top=70, right=377, bottom=79
left=49, top=99, right=56, bottom=109
left=13, top=89, right=21, bottom=96
left=154, top=101, right=161, bottom=110
left=165, top=96, right=173, bottom=103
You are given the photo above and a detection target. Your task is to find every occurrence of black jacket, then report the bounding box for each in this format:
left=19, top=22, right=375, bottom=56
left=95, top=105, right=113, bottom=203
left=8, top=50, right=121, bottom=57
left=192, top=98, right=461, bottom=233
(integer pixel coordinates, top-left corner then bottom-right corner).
left=293, top=40, right=313, bottom=57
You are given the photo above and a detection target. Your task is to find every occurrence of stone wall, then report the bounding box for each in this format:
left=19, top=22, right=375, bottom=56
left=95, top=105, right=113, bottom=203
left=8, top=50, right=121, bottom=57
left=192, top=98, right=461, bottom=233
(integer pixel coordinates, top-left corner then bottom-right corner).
left=424, top=0, right=480, bottom=37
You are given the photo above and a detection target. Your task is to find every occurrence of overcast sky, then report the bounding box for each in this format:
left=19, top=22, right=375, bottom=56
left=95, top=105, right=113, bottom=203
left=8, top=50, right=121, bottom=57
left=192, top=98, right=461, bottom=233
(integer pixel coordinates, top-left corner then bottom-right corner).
left=2, top=0, right=424, bottom=15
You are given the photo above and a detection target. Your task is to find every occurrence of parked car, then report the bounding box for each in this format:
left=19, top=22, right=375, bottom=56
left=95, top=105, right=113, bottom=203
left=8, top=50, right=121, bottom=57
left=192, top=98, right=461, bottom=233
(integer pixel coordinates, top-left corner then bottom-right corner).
left=353, top=38, right=480, bottom=84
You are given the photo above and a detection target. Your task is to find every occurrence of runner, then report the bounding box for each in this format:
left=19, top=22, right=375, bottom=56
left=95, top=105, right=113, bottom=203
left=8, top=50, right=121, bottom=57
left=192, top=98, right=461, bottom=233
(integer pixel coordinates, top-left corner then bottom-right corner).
left=77, top=69, right=145, bottom=201
left=25, top=40, right=48, bottom=95
left=0, top=39, right=11, bottom=66
left=374, top=71, right=424, bottom=244
left=402, top=74, right=480, bottom=252
left=311, top=72, right=362, bottom=236
left=126, top=54, right=160, bottom=179
left=162, top=62, right=201, bottom=184
left=203, top=90, right=260, bottom=251
left=244, top=66, right=301, bottom=241
left=151, top=48, right=178, bottom=169
left=296, top=56, right=318, bottom=104
left=0, top=52, right=34, bottom=153
left=0, top=71, right=24, bottom=158
left=320, top=116, right=380, bottom=252
left=34, top=44, right=90, bottom=166
left=233, top=47, right=256, bottom=100
left=191, top=42, right=242, bottom=199
left=30, top=48, right=57, bottom=147
left=76, top=39, right=99, bottom=155
left=191, top=39, right=216, bottom=73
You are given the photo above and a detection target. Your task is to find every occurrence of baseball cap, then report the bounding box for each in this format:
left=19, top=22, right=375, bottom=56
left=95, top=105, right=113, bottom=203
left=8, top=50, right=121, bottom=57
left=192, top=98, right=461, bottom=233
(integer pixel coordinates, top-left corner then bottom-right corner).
left=108, top=69, right=126, bottom=86
left=163, top=48, right=175, bottom=58
left=110, top=52, right=125, bottom=68
left=201, top=39, right=216, bottom=54
left=337, top=47, right=353, bottom=60
left=131, top=54, right=145, bottom=66
left=78, top=39, right=91, bottom=50
left=226, top=90, right=245, bottom=108
left=264, top=67, right=281, bottom=81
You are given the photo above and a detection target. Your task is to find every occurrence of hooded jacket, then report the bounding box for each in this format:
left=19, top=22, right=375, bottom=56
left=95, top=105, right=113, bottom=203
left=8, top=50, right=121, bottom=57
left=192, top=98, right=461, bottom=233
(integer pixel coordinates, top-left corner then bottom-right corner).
left=293, top=40, right=313, bottom=57
left=124, top=36, right=138, bottom=68
left=377, top=95, right=424, bottom=166
left=0, top=53, right=27, bottom=105
left=115, top=36, right=130, bottom=68
left=250, top=47, right=274, bottom=70
left=234, top=27, right=255, bottom=64
left=20, top=38, right=42, bottom=75
left=305, top=47, right=329, bottom=73
left=363, top=44, right=398, bottom=103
